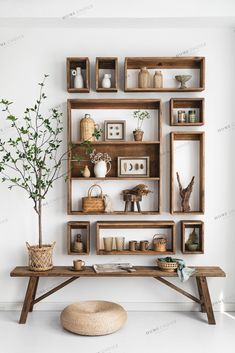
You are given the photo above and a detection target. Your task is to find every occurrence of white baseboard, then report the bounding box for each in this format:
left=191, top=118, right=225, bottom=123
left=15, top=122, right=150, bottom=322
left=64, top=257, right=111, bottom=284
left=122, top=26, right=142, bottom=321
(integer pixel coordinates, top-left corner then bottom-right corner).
left=0, top=302, right=234, bottom=312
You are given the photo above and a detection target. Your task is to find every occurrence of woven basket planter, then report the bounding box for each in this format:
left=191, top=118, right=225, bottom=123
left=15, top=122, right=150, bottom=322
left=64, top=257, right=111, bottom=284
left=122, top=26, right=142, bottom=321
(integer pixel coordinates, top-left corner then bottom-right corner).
left=26, top=242, right=55, bottom=271
left=82, top=184, right=105, bottom=213
left=157, top=259, right=178, bottom=272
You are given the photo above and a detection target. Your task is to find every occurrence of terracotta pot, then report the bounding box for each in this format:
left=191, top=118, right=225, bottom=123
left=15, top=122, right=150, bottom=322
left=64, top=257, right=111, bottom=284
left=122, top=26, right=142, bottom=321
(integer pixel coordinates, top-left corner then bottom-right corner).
left=133, top=130, right=144, bottom=141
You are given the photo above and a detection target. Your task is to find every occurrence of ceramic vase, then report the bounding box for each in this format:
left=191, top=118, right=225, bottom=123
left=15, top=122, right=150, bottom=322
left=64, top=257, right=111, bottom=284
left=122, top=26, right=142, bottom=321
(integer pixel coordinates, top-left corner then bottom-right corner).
left=94, top=160, right=111, bottom=178
left=138, top=67, right=150, bottom=88
left=72, top=67, right=84, bottom=89
left=153, top=70, right=163, bottom=88
left=102, top=74, right=112, bottom=88
left=83, top=165, right=91, bottom=178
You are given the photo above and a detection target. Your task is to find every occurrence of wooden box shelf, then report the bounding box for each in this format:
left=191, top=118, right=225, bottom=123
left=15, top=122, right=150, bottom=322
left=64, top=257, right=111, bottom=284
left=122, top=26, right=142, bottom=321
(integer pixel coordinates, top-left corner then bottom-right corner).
left=124, top=57, right=205, bottom=92
left=96, top=57, right=118, bottom=92
left=181, top=220, right=204, bottom=254
left=170, top=98, right=205, bottom=126
left=96, top=221, right=176, bottom=255
left=66, top=57, right=90, bottom=93
left=67, top=221, right=90, bottom=255
left=170, top=132, right=205, bottom=215
left=67, top=99, right=162, bottom=215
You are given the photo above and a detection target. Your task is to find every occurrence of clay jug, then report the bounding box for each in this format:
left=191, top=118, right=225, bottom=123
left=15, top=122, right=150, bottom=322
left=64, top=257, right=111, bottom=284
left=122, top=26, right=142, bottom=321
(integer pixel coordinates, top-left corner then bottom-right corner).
left=138, top=67, right=150, bottom=88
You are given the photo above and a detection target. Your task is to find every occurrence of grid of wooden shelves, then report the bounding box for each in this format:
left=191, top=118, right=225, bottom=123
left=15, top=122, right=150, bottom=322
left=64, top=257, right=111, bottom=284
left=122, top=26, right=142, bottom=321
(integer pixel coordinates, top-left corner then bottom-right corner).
left=67, top=99, right=162, bottom=215
left=66, top=57, right=90, bottom=93
left=170, top=131, right=205, bottom=215
left=181, top=220, right=204, bottom=254
left=96, top=57, right=118, bottom=92
left=96, top=221, right=176, bottom=255
left=67, top=221, right=90, bottom=255
left=170, top=98, right=205, bottom=126
left=124, top=57, right=205, bottom=92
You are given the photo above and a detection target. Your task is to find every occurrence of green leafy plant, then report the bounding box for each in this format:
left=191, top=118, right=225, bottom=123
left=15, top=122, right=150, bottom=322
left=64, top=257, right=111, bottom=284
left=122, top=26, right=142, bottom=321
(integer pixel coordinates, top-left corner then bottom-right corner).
left=0, top=75, right=87, bottom=248
left=133, top=110, right=151, bottom=131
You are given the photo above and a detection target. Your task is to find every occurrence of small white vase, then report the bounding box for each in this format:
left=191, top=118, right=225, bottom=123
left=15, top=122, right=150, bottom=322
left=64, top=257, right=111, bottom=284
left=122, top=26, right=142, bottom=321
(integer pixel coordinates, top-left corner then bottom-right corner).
left=102, top=74, right=111, bottom=88
left=94, top=160, right=111, bottom=178
left=72, top=67, right=84, bottom=89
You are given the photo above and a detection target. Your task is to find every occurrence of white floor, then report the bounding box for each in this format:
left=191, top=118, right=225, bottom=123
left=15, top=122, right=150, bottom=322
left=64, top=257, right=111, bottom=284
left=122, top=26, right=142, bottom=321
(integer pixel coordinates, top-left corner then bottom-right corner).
left=0, top=311, right=234, bottom=353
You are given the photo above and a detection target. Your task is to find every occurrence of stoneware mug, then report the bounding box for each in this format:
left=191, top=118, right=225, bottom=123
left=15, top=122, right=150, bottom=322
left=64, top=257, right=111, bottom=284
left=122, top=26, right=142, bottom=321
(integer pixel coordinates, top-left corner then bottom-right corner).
left=73, top=259, right=85, bottom=271
left=140, top=240, right=149, bottom=251
left=129, top=240, right=138, bottom=251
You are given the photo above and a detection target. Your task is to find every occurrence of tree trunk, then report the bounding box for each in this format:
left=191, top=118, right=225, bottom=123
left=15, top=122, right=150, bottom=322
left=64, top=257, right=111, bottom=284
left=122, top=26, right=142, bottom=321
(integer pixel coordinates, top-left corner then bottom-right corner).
left=38, top=199, right=42, bottom=248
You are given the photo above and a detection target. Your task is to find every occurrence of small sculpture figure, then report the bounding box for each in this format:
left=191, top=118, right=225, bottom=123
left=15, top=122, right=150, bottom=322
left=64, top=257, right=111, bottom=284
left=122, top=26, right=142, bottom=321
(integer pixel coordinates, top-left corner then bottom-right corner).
left=122, top=184, right=152, bottom=212
left=176, top=172, right=195, bottom=212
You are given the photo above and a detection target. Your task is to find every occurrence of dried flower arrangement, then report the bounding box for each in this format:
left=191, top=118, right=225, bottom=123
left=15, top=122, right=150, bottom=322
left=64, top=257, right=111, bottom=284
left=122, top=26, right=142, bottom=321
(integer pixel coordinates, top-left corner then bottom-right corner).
left=90, top=150, right=111, bottom=164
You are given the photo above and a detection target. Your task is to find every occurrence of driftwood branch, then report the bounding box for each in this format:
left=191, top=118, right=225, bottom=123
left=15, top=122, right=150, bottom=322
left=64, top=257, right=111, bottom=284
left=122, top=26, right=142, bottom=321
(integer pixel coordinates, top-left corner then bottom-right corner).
left=176, top=172, right=195, bottom=212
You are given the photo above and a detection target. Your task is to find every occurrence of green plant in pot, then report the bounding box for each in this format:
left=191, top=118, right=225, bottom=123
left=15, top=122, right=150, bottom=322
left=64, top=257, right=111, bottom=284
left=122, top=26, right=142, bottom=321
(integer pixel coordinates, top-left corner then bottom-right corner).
left=133, top=110, right=151, bottom=141
left=186, top=228, right=199, bottom=251
left=0, top=75, right=70, bottom=271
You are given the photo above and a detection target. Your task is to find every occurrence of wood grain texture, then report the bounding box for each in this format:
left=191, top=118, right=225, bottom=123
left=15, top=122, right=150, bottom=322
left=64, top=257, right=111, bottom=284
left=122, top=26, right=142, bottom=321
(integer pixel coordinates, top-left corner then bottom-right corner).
left=170, top=132, right=205, bottom=214
left=19, top=277, right=38, bottom=324
left=124, top=57, right=205, bottom=92
left=96, top=57, right=118, bottom=92
left=67, top=221, right=90, bottom=255
left=170, top=98, right=204, bottom=126
left=11, top=266, right=226, bottom=278
left=66, top=57, right=90, bottom=93
left=197, top=276, right=216, bottom=324
left=181, top=220, right=204, bottom=254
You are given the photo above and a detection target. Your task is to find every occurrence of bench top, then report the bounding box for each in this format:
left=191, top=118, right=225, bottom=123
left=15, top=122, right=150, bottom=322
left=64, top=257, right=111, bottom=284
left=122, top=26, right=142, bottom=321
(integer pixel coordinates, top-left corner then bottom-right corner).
left=10, top=266, right=226, bottom=278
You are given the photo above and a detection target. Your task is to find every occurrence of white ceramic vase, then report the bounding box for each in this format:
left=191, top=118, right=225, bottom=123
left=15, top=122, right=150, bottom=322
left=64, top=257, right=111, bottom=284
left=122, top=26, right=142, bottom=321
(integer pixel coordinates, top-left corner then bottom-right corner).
left=94, top=160, right=111, bottom=178
left=102, top=74, right=111, bottom=88
left=72, top=67, right=84, bottom=89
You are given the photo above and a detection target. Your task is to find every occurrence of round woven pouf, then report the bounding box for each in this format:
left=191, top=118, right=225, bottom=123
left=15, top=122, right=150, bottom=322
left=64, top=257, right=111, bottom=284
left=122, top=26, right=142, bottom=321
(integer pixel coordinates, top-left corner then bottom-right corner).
left=60, top=301, right=127, bottom=336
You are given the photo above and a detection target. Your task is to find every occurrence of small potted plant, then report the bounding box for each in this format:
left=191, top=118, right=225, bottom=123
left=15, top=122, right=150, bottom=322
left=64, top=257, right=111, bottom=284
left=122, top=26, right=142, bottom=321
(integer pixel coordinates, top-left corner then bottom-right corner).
left=133, top=110, right=151, bottom=141
left=90, top=150, right=111, bottom=178
left=186, top=228, right=199, bottom=251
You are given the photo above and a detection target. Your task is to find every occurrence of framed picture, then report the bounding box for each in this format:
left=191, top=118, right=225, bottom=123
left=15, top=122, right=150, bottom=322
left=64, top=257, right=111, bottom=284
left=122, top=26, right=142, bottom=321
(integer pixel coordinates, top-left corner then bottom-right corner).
left=104, top=120, right=126, bottom=141
left=118, top=156, right=150, bottom=177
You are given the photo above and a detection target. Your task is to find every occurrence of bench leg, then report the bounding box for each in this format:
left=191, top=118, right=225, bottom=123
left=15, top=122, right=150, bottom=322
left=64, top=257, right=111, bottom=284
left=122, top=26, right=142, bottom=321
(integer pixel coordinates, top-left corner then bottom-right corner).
left=196, top=277, right=206, bottom=312
left=29, top=277, right=39, bottom=312
left=19, top=277, right=38, bottom=324
left=197, top=276, right=216, bottom=325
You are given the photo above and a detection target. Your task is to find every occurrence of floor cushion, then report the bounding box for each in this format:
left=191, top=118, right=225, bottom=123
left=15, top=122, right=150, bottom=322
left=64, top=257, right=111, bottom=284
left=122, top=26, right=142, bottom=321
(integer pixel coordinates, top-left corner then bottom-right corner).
left=60, top=300, right=127, bottom=336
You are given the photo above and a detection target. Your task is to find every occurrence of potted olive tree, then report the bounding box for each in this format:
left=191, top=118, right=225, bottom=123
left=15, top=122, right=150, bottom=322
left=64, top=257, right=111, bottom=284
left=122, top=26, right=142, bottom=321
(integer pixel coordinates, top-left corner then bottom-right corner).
left=133, top=110, right=151, bottom=141
left=0, top=75, right=69, bottom=271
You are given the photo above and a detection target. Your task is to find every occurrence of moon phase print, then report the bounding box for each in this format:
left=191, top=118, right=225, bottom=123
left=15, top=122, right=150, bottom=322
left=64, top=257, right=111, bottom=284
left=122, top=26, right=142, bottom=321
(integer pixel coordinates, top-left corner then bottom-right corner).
left=118, top=157, right=150, bottom=177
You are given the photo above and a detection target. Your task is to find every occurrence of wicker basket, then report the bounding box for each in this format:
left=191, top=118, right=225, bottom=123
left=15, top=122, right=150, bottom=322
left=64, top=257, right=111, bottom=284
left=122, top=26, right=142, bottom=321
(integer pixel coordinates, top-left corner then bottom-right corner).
left=82, top=184, right=105, bottom=213
left=26, top=242, right=55, bottom=271
left=153, top=235, right=167, bottom=252
left=157, top=259, right=178, bottom=272
left=80, top=114, right=95, bottom=141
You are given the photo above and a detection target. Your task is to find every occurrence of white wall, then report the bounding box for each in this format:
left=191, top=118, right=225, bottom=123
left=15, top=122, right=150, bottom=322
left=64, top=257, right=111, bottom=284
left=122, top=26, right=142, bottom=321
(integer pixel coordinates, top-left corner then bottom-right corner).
left=0, top=25, right=235, bottom=311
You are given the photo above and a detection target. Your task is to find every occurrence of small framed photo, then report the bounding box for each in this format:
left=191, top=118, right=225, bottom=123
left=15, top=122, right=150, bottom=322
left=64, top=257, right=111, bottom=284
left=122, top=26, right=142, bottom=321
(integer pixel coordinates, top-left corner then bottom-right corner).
left=104, top=120, right=126, bottom=141
left=118, top=156, right=150, bottom=177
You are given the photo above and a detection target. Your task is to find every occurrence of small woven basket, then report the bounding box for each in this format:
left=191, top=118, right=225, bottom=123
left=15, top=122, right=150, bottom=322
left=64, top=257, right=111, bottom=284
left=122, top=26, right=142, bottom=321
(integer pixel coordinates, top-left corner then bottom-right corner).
left=157, top=259, right=178, bottom=272
left=26, top=242, right=55, bottom=271
left=82, top=184, right=105, bottom=213
left=152, top=235, right=167, bottom=252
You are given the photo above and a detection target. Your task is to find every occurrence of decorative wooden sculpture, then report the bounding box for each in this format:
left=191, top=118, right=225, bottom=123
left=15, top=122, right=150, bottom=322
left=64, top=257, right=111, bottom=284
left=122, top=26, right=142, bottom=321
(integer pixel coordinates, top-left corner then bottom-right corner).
left=176, top=172, right=195, bottom=212
left=122, top=184, right=152, bottom=212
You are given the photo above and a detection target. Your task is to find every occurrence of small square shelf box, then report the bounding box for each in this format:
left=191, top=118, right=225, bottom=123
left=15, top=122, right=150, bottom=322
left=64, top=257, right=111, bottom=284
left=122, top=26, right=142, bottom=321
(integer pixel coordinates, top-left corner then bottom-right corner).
left=170, top=98, right=204, bottom=126
left=66, top=57, right=90, bottom=93
left=181, top=220, right=204, bottom=254
left=96, top=57, right=118, bottom=92
left=67, top=221, right=90, bottom=255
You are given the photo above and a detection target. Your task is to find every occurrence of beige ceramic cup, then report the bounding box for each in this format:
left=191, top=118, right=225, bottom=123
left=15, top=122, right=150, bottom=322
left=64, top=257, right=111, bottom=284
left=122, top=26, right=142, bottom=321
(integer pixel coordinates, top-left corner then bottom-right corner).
left=73, top=259, right=85, bottom=271
left=103, top=237, right=113, bottom=252
left=115, top=237, right=125, bottom=251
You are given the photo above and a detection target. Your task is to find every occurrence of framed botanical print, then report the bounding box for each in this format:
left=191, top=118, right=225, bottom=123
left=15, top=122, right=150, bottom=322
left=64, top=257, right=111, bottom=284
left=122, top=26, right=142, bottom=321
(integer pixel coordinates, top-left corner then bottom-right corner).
left=104, top=120, right=126, bottom=141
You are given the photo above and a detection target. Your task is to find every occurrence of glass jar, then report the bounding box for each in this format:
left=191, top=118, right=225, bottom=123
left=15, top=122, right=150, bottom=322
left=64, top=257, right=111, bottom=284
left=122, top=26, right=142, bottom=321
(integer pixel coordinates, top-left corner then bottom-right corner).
left=178, top=110, right=186, bottom=123
left=188, top=110, right=196, bottom=123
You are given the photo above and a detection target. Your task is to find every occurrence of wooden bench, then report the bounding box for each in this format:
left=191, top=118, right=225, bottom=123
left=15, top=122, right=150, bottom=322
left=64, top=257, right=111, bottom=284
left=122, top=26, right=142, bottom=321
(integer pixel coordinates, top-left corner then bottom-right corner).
left=10, top=266, right=225, bottom=325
